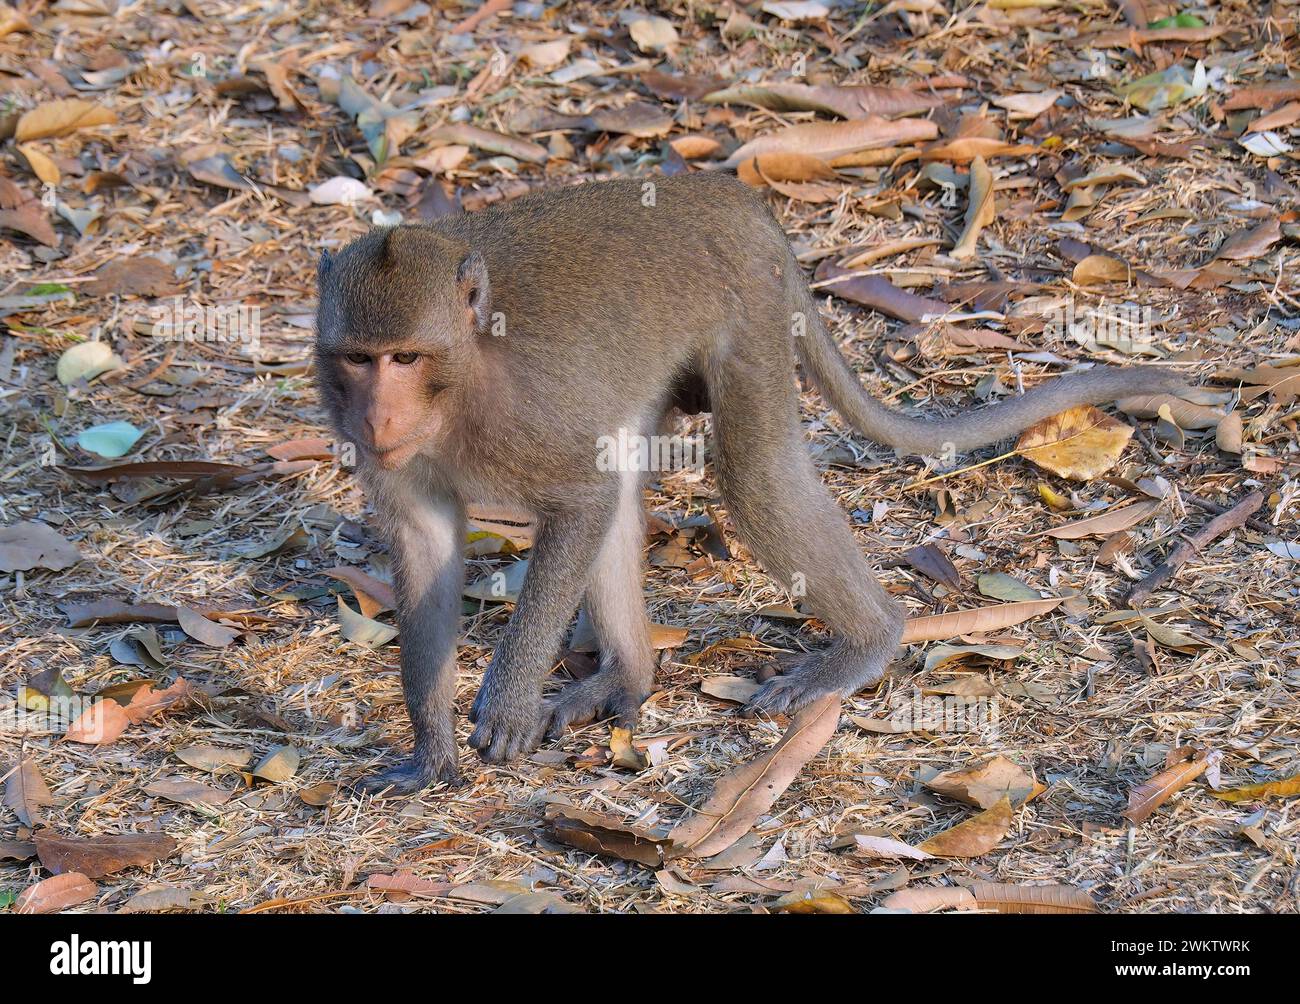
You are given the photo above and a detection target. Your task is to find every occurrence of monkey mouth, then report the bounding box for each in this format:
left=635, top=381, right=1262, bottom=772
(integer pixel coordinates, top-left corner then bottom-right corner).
left=370, top=440, right=420, bottom=470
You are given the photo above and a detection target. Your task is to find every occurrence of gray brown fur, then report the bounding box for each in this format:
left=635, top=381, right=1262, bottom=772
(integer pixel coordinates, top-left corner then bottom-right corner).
left=314, top=173, right=1183, bottom=793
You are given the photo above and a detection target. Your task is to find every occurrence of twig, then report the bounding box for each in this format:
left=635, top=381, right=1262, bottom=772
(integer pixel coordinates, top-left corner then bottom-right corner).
left=1181, top=490, right=1276, bottom=536
left=1126, top=490, right=1266, bottom=606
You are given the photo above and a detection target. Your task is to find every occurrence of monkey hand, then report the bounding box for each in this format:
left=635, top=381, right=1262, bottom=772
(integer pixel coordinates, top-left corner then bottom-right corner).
left=352, top=752, right=463, bottom=797
left=468, top=678, right=546, bottom=763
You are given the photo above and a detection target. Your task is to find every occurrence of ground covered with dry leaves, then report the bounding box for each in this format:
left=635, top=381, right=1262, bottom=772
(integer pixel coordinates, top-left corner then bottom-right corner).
left=1, top=0, right=1298, bottom=915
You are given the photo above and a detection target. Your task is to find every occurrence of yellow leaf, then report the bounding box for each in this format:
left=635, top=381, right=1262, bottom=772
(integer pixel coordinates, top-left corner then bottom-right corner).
left=1015, top=405, right=1134, bottom=481
left=17, top=144, right=60, bottom=186
left=1210, top=774, right=1300, bottom=803
left=15, top=99, right=117, bottom=142
left=917, top=795, right=1013, bottom=857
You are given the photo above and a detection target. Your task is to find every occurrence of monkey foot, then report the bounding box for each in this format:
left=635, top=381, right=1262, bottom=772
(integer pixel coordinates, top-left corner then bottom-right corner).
left=468, top=691, right=545, bottom=764
left=745, top=647, right=885, bottom=717
left=542, top=673, right=647, bottom=741
left=352, top=756, right=462, bottom=797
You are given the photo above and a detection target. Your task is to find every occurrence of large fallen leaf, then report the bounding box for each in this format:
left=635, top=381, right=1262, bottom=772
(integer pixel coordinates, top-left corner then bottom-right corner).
left=1122, top=749, right=1210, bottom=823
left=881, top=886, right=976, bottom=913
left=703, top=82, right=942, bottom=119
left=900, top=598, right=1063, bottom=643
left=4, top=758, right=54, bottom=826
left=83, top=257, right=179, bottom=297
left=1210, top=774, right=1300, bottom=803
left=0, top=521, right=82, bottom=572
left=772, top=888, right=854, bottom=913
left=919, top=136, right=1034, bottom=164
left=64, top=699, right=131, bottom=744
left=814, top=261, right=951, bottom=322
left=34, top=831, right=177, bottom=878
left=1015, top=405, right=1134, bottom=481
left=545, top=804, right=670, bottom=867
left=16, top=872, right=97, bottom=914
left=950, top=155, right=994, bottom=261
left=700, top=675, right=762, bottom=704
left=725, top=116, right=938, bottom=167
left=250, top=744, right=300, bottom=783
left=426, top=123, right=547, bottom=162
left=969, top=882, right=1098, bottom=914
left=175, top=745, right=252, bottom=772
left=667, top=695, right=840, bottom=858
left=15, top=98, right=116, bottom=141
left=144, top=778, right=232, bottom=806
left=120, top=887, right=207, bottom=913
left=921, top=756, right=1045, bottom=809
left=1042, top=500, right=1160, bottom=539
left=1214, top=218, right=1281, bottom=262
left=77, top=420, right=142, bottom=458
left=0, top=198, right=59, bottom=245
left=991, top=90, right=1061, bottom=119
left=917, top=795, right=1013, bottom=857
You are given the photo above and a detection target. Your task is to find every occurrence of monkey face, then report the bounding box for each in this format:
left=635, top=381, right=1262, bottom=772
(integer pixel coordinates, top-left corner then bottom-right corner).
left=314, top=227, right=493, bottom=471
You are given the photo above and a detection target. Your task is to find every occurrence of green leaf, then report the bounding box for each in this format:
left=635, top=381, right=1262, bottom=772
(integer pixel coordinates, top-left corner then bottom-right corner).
left=77, top=421, right=142, bottom=458
left=1148, top=13, right=1205, bottom=28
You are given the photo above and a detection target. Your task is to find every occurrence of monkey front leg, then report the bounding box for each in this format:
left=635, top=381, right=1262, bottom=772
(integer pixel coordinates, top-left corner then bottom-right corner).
left=355, top=492, right=466, bottom=796
left=469, top=501, right=614, bottom=763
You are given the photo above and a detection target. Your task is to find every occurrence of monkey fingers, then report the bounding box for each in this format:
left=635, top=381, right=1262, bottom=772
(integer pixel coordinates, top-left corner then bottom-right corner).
left=352, top=755, right=462, bottom=797
left=541, top=672, right=647, bottom=741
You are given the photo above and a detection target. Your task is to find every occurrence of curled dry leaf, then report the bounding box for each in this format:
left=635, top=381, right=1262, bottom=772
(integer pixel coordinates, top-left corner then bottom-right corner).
left=545, top=803, right=670, bottom=867
left=15, top=98, right=116, bottom=141
left=772, top=888, right=855, bottom=914
left=916, top=795, right=1014, bottom=857
left=667, top=695, right=840, bottom=859
left=703, top=81, right=943, bottom=119
left=322, top=565, right=396, bottom=618
left=1016, top=405, right=1134, bottom=481
left=900, top=598, right=1062, bottom=643
left=699, top=675, right=763, bottom=704
left=1116, top=394, right=1225, bottom=430
left=251, top=744, right=300, bottom=783
left=4, top=757, right=54, bottom=826
left=1122, top=748, right=1210, bottom=823
left=1210, top=774, right=1300, bottom=803
left=1215, top=411, right=1243, bottom=454
left=724, top=115, right=938, bottom=167
left=609, top=727, right=649, bottom=770
left=1214, top=217, right=1281, bottom=262
left=176, top=605, right=241, bottom=647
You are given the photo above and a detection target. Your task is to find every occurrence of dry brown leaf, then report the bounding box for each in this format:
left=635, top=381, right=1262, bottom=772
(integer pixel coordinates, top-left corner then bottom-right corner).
left=34, top=831, right=178, bottom=878
left=1215, top=411, right=1243, bottom=454
left=545, top=803, right=670, bottom=867
left=772, top=888, right=855, bottom=913
left=880, top=886, right=976, bottom=912
left=1042, top=500, right=1160, bottom=539
left=950, top=155, right=994, bottom=260
left=1123, top=749, right=1210, bottom=823
left=919, top=136, right=1035, bottom=164
left=64, top=699, right=131, bottom=744
left=667, top=695, right=840, bottom=858
left=1072, top=254, right=1133, bottom=286
left=703, top=82, right=943, bottom=119
left=322, top=565, right=396, bottom=618
left=900, top=598, right=1062, bottom=643
left=1016, top=405, right=1133, bottom=481
left=922, top=756, right=1046, bottom=809
left=736, top=151, right=837, bottom=185
left=4, top=757, right=54, bottom=826
left=16, top=872, right=97, bottom=914
left=725, top=116, right=938, bottom=167
left=917, top=795, right=1014, bottom=857
left=1214, top=218, right=1281, bottom=262
left=968, top=882, right=1099, bottom=914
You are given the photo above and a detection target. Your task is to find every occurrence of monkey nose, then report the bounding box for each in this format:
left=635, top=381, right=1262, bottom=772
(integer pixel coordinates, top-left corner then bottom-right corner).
left=365, top=411, right=401, bottom=451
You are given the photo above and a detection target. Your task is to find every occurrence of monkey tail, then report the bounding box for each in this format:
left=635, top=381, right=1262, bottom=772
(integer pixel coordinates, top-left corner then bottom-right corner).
left=791, top=282, right=1186, bottom=456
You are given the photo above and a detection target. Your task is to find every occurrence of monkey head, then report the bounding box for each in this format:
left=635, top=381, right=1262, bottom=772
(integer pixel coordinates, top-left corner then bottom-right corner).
left=314, top=227, right=491, bottom=471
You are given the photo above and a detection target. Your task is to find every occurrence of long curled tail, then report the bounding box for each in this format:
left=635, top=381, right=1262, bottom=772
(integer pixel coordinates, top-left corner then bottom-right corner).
left=791, top=279, right=1185, bottom=455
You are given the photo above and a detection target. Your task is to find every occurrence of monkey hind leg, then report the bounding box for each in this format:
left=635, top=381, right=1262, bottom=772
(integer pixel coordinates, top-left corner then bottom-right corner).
left=542, top=473, right=655, bottom=740
left=708, top=353, right=904, bottom=715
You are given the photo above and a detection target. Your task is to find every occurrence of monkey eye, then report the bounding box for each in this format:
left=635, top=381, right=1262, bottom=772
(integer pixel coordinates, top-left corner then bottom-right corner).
left=344, top=352, right=370, bottom=365
left=391, top=351, right=419, bottom=365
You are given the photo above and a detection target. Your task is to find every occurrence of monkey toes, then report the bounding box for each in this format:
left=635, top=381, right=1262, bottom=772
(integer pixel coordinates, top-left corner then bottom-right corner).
left=542, top=673, right=646, bottom=741
left=745, top=647, right=886, bottom=717
left=352, top=756, right=462, bottom=797
left=468, top=689, right=546, bottom=763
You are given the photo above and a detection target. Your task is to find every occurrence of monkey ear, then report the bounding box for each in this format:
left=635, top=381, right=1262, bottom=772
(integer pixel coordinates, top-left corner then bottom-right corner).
left=317, top=249, right=333, bottom=286
left=456, top=250, right=491, bottom=334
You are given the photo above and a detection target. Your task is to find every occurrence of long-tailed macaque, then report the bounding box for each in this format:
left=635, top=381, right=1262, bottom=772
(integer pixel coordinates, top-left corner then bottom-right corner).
left=315, top=173, right=1183, bottom=793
